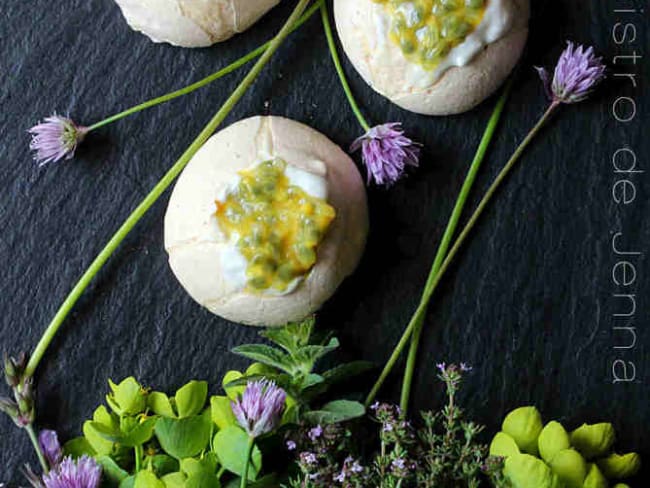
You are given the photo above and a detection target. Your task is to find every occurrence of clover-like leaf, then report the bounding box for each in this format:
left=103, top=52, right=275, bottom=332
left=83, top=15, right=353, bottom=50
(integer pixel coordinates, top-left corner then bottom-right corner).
left=175, top=381, right=208, bottom=418
left=149, top=391, right=176, bottom=418
left=211, top=396, right=237, bottom=430
left=134, top=470, right=165, bottom=488
left=155, top=415, right=212, bottom=459
left=107, top=377, right=147, bottom=416
left=96, top=455, right=129, bottom=483
left=213, top=425, right=261, bottom=480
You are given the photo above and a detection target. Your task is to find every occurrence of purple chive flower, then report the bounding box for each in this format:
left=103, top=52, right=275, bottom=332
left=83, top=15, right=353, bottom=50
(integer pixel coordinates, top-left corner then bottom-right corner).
left=231, top=379, right=286, bottom=438
left=536, top=42, right=606, bottom=104
left=286, top=440, right=297, bottom=451
left=39, top=430, right=62, bottom=468
left=28, top=115, right=89, bottom=167
left=42, top=456, right=101, bottom=488
left=350, top=122, right=420, bottom=187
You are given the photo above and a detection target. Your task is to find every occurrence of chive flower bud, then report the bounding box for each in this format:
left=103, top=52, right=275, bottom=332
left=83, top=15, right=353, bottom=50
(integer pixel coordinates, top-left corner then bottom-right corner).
left=583, top=463, right=608, bottom=488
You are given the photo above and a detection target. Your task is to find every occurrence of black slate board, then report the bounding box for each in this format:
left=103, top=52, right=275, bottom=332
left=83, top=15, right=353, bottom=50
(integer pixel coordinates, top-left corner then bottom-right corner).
left=1, top=0, right=648, bottom=484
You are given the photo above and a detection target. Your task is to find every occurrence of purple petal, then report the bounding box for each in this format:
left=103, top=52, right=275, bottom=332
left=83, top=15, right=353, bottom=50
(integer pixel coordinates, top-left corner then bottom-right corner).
left=350, top=123, right=421, bottom=187
left=38, top=430, right=62, bottom=468
left=544, top=41, right=606, bottom=104
left=28, top=115, right=88, bottom=167
left=231, top=380, right=286, bottom=437
left=42, top=456, right=101, bottom=488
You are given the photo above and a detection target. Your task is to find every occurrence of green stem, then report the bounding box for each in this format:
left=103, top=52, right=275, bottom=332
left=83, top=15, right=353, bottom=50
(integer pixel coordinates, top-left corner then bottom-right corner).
left=241, top=436, right=255, bottom=488
left=135, top=444, right=143, bottom=472
left=365, top=101, right=562, bottom=407
left=25, top=0, right=314, bottom=378
left=320, top=2, right=370, bottom=132
left=399, top=79, right=514, bottom=413
left=87, top=0, right=324, bottom=132
left=26, top=424, right=49, bottom=473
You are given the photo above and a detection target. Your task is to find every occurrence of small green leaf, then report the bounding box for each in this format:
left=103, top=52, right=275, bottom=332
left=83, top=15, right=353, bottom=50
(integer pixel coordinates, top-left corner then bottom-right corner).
left=134, top=470, right=165, bottom=488
left=295, top=338, right=339, bottom=365
left=107, top=377, right=147, bottom=416
left=180, top=454, right=218, bottom=476
left=155, top=415, right=212, bottom=459
left=222, top=371, right=245, bottom=400
left=161, top=472, right=186, bottom=488
left=119, top=417, right=157, bottom=447
left=321, top=361, right=375, bottom=384
left=149, top=391, right=176, bottom=418
left=231, top=345, right=295, bottom=374
left=213, top=426, right=261, bottom=480
left=302, top=374, right=324, bottom=389
left=83, top=421, right=113, bottom=455
left=119, top=476, right=136, bottom=488
left=245, top=363, right=278, bottom=377
left=175, top=381, right=208, bottom=418
left=303, top=400, right=365, bottom=425
left=151, top=454, right=180, bottom=477
left=186, top=472, right=221, bottom=488
left=211, top=396, right=236, bottom=429
left=63, top=437, right=96, bottom=458
left=223, top=474, right=280, bottom=488
left=96, top=455, right=129, bottom=483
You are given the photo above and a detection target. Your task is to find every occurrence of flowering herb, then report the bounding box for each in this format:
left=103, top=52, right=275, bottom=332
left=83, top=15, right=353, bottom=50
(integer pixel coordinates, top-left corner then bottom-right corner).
left=231, top=317, right=370, bottom=424
left=320, top=3, right=420, bottom=186
left=368, top=42, right=607, bottom=410
left=287, top=363, right=509, bottom=488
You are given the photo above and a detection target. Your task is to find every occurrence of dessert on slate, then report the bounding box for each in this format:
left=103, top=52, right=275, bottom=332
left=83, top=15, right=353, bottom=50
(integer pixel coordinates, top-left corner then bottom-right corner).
left=334, top=0, right=530, bottom=115
left=114, top=0, right=280, bottom=47
left=164, top=116, right=368, bottom=326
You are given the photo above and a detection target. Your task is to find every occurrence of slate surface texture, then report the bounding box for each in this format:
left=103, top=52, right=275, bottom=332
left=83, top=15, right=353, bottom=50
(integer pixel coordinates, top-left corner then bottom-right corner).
left=1, top=0, right=648, bottom=484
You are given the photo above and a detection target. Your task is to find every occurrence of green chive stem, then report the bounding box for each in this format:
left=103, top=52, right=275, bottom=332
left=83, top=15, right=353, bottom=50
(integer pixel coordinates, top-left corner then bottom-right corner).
left=240, top=436, right=256, bottom=488
left=399, top=79, right=514, bottom=413
left=320, top=2, right=371, bottom=132
left=86, top=0, right=324, bottom=132
left=26, top=424, right=49, bottom=473
left=366, top=100, right=561, bottom=407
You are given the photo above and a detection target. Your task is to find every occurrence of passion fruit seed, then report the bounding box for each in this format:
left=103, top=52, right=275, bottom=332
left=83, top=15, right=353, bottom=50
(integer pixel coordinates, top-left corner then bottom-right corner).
left=373, top=0, right=486, bottom=70
left=215, top=159, right=335, bottom=293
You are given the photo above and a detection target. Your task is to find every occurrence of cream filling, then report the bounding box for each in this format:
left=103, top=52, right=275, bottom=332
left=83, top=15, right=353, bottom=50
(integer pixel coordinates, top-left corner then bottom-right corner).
left=217, top=163, right=330, bottom=296
left=373, top=0, right=514, bottom=88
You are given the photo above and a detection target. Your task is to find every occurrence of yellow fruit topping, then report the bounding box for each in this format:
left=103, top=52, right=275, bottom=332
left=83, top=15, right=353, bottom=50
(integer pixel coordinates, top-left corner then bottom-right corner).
left=373, top=0, right=487, bottom=70
left=215, top=159, right=336, bottom=293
